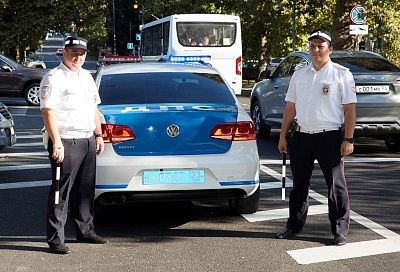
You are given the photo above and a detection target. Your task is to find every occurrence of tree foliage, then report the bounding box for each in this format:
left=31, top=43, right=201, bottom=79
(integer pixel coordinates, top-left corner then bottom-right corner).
left=1, top=0, right=399, bottom=66
left=0, top=0, right=108, bottom=60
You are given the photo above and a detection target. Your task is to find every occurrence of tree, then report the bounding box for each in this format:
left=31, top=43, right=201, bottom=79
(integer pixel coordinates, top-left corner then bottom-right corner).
left=1, top=0, right=399, bottom=66
left=0, top=0, right=108, bottom=60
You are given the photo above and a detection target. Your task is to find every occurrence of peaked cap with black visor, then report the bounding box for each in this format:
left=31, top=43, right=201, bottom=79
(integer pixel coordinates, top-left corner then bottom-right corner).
left=64, top=36, right=88, bottom=51
left=308, top=30, right=332, bottom=44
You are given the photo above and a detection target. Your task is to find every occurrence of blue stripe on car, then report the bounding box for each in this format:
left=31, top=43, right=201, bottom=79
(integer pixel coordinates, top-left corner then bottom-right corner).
left=96, top=184, right=128, bottom=189
left=219, top=180, right=260, bottom=186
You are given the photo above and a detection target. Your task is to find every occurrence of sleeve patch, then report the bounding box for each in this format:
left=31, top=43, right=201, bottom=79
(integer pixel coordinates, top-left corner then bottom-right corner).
left=41, top=85, right=50, bottom=100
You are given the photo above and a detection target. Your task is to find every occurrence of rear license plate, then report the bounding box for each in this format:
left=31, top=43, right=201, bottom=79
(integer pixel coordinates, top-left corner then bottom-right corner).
left=356, top=85, right=389, bottom=94
left=143, top=169, right=205, bottom=185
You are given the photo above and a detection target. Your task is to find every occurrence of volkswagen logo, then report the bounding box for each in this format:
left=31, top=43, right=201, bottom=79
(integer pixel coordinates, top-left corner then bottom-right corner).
left=166, top=124, right=180, bottom=137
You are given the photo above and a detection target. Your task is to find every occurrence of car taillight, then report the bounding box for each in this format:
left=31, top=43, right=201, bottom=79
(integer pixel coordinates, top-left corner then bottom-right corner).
left=236, top=56, right=242, bottom=75
left=210, top=121, right=256, bottom=141
left=101, top=124, right=135, bottom=143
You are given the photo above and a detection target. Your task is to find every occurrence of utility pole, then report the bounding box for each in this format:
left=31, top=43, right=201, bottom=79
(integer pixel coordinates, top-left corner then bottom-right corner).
left=112, top=0, right=117, bottom=55
left=291, top=0, right=296, bottom=51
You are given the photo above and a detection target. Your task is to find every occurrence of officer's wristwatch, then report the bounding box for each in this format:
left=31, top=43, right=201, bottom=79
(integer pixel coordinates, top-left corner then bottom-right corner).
left=343, top=137, right=354, bottom=144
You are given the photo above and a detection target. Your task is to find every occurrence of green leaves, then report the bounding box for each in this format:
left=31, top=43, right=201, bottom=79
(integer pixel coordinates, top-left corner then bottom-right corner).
left=1, top=0, right=399, bottom=66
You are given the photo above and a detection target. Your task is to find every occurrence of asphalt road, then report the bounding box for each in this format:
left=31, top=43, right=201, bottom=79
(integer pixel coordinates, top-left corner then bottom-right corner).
left=36, top=37, right=97, bottom=71
left=0, top=96, right=399, bottom=271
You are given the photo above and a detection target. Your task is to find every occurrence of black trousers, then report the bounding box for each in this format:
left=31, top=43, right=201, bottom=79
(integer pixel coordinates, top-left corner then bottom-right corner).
left=47, top=136, right=97, bottom=246
left=286, top=130, right=350, bottom=237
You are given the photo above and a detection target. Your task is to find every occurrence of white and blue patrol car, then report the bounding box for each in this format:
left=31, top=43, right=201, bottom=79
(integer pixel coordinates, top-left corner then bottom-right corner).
left=94, top=62, right=260, bottom=214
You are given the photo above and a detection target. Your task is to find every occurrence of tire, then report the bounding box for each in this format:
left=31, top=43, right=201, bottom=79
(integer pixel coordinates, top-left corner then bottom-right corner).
left=24, top=83, right=41, bottom=106
left=385, top=135, right=400, bottom=152
left=251, top=101, right=271, bottom=138
left=229, top=186, right=260, bottom=214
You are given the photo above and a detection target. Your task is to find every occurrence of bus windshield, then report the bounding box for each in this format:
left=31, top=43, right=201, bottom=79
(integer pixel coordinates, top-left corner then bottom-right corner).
left=176, top=22, right=237, bottom=47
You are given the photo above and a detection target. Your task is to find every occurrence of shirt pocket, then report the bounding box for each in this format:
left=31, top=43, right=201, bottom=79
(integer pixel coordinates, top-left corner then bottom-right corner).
left=62, top=89, right=83, bottom=109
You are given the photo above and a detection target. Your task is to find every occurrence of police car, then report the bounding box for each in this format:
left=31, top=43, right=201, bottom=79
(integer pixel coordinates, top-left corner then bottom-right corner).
left=94, top=61, right=260, bottom=214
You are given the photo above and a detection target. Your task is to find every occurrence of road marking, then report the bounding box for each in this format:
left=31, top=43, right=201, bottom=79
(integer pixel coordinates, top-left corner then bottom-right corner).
left=253, top=165, right=400, bottom=264
left=0, top=180, right=51, bottom=190
left=288, top=238, right=400, bottom=264
left=0, top=151, right=48, bottom=158
left=14, top=135, right=42, bottom=139
left=260, top=157, right=400, bottom=165
left=0, top=164, right=50, bottom=172
left=14, top=142, right=43, bottom=147
left=350, top=210, right=400, bottom=239
left=242, top=204, right=327, bottom=222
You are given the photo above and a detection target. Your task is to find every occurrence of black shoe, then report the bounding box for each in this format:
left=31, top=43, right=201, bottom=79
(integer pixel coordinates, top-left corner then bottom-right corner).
left=49, top=243, right=70, bottom=254
left=333, top=235, right=346, bottom=246
left=276, top=229, right=297, bottom=239
left=77, top=234, right=107, bottom=244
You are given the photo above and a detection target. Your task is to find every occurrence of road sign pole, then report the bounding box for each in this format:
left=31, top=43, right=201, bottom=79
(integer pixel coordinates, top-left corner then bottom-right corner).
left=355, top=35, right=359, bottom=51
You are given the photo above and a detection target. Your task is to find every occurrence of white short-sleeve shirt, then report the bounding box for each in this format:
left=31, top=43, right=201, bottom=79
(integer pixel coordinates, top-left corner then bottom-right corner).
left=39, top=62, right=101, bottom=139
left=285, top=59, right=357, bottom=131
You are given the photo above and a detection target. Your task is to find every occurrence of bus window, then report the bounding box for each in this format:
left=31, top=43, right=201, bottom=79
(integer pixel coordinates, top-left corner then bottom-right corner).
left=176, top=22, right=236, bottom=47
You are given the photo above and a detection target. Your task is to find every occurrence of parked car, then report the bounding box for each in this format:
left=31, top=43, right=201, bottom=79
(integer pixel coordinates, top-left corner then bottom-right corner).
left=94, top=61, right=260, bottom=214
left=0, top=101, right=16, bottom=149
left=250, top=50, right=400, bottom=151
left=256, top=57, right=284, bottom=82
left=267, top=57, right=284, bottom=72
left=242, top=62, right=260, bottom=81
left=23, top=58, right=46, bottom=69
left=0, top=54, right=48, bottom=106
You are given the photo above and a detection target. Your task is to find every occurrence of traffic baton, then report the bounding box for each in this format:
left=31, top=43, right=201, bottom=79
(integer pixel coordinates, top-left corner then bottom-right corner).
left=55, top=164, right=60, bottom=205
left=281, top=152, right=286, bottom=200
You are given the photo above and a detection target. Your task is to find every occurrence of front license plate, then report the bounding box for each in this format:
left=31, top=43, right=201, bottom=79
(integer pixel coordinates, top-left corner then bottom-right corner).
left=356, top=85, right=389, bottom=94
left=143, top=169, right=205, bottom=185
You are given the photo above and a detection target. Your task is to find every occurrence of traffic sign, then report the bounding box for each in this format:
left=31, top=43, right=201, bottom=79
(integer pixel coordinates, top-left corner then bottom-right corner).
left=349, top=24, right=368, bottom=35
left=127, top=43, right=133, bottom=49
left=136, top=33, right=141, bottom=41
left=350, top=5, right=367, bottom=24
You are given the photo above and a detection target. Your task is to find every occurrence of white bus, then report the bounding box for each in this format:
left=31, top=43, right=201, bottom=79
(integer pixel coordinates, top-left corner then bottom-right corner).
left=141, top=14, right=242, bottom=95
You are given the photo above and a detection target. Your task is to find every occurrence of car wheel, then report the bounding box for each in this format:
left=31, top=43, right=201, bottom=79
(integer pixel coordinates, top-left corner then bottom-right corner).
left=251, top=101, right=271, bottom=138
left=229, top=186, right=260, bottom=214
left=384, top=135, right=400, bottom=152
left=24, top=83, right=41, bottom=106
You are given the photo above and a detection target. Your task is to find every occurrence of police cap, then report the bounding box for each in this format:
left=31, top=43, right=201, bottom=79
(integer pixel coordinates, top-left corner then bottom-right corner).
left=308, top=29, right=332, bottom=43
left=64, top=36, right=88, bottom=50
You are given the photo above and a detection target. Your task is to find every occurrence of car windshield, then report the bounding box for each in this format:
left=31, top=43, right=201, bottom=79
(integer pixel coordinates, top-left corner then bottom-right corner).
left=98, top=72, right=236, bottom=105
left=0, top=55, right=24, bottom=69
left=331, top=57, right=400, bottom=73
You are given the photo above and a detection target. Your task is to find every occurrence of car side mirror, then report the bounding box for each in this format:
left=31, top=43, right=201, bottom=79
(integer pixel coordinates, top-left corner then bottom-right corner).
left=1, top=65, right=12, bottom=72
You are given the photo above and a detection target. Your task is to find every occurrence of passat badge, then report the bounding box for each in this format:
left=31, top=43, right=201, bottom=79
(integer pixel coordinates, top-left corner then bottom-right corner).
left=166, top=124, right=180, bottom=137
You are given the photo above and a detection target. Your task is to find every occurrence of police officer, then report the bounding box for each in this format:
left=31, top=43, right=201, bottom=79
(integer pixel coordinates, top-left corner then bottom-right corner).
left=40, top=36, right=106, bottom=254
left=276, top=30, right=357, bottom=246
